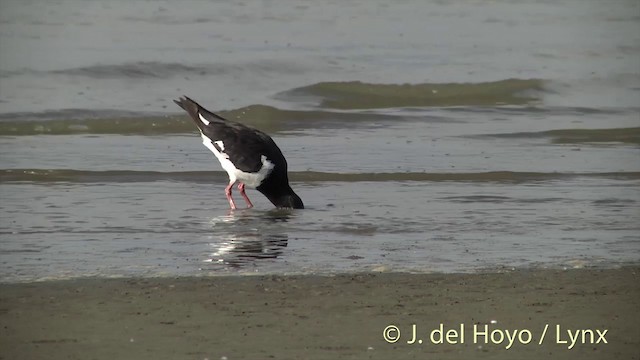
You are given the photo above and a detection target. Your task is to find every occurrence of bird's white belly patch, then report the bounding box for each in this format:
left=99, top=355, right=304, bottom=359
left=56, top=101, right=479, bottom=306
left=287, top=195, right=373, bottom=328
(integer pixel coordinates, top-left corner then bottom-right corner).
left=200, top=133, right=274, bottom=188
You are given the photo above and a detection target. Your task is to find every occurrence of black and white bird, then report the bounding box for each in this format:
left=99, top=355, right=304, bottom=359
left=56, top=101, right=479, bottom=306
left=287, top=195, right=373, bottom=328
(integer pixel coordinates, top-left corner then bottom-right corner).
left=174, top=96, right=304, bottom=210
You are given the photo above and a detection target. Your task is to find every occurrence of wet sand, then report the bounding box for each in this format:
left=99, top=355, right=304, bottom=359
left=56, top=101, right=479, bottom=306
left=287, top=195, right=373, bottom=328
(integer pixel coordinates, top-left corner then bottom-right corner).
left=1, top=267, right=638, bottom=360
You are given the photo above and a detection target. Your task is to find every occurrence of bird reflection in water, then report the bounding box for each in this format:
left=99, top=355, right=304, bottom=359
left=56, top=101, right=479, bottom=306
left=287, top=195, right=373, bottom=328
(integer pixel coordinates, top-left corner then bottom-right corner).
left=203, top=209, right=295, bottom=268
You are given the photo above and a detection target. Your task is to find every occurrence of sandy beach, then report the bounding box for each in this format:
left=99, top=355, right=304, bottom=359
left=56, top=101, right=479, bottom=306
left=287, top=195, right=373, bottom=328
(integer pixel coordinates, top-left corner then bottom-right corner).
left=1, top=267, right=638, bottom=360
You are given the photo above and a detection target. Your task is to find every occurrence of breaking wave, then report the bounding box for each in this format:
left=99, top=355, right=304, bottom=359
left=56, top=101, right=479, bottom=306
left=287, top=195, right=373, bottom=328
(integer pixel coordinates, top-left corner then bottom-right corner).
left=0, top=105, right=417, bottom=136
left=278, top=79, right=545, bottom=109
left=476, top=127, right=640, bottom=145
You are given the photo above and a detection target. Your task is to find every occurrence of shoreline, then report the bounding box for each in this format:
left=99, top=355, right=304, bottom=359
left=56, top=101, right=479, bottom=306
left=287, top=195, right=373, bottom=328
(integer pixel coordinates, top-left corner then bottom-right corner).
left=1, top=267, right=638, bottom=359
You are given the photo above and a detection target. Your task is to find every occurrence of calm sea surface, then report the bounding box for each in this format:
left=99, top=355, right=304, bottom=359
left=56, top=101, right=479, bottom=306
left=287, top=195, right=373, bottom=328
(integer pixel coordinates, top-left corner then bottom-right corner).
left=1, top=0, right=639, bottom=282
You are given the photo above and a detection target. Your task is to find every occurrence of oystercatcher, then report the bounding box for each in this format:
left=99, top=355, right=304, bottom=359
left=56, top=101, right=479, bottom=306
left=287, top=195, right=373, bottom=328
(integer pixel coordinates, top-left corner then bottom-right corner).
left=174, top=96, right=304, bottom=210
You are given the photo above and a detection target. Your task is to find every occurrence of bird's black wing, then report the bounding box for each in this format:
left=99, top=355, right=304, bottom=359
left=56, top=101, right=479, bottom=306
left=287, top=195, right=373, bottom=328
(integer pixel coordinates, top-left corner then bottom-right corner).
left=202, top=121, right=280, bottom=173
left=174, top=96, right=286, bottom=173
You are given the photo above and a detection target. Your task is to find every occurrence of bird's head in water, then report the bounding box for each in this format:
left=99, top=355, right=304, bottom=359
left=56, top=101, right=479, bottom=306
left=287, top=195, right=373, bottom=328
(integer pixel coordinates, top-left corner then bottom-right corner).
left=260, top=187, right=304, bottom=209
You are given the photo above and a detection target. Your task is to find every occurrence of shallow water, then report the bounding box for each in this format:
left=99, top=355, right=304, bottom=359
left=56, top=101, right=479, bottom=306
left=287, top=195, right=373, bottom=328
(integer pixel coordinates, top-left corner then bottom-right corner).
left=2, top=177, right=639, bottom=281
left=1, top=0, right=639, bottom=282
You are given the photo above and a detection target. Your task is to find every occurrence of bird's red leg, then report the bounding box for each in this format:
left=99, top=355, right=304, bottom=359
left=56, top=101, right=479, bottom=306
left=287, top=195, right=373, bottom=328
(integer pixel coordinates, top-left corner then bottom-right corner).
left=238, top=183, right=254, bottom=208
left=225, top=181, right=237, bottom=210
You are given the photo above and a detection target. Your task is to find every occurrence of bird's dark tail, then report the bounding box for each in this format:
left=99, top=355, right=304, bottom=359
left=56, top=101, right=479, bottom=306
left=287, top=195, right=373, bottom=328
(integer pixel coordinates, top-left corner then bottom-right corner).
left=173, top=96, right=228, bottom=129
